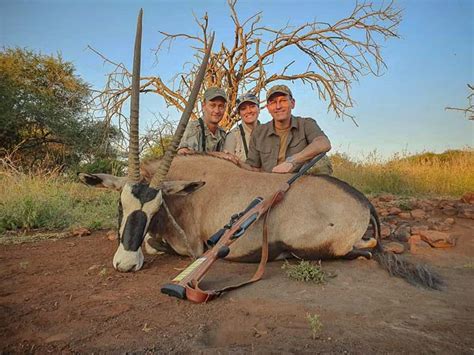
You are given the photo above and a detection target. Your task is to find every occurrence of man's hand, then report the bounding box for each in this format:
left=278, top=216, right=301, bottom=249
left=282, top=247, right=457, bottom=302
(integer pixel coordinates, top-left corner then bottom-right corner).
left=177, top=147, right=195, bottom=155
left=272, top=162, right=294, bottom=173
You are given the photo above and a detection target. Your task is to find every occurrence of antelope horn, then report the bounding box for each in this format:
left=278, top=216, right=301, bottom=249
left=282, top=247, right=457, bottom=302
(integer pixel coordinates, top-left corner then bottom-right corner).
left=149, top=32, right=215, bottom=189
left=127, top=9, right=143, bottom=182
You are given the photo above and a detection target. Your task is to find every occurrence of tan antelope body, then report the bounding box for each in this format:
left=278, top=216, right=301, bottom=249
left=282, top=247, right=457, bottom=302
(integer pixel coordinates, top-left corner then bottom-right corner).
left=145, top=155, right=372, bottom=261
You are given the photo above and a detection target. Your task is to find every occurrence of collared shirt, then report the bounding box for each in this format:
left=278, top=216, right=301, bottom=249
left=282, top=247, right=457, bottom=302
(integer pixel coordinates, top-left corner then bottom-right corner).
left=246, top=115, right=333, bottom=174
left=223, top=122, right=258, bottom=161
left=178, top=118, right=226, bottom=153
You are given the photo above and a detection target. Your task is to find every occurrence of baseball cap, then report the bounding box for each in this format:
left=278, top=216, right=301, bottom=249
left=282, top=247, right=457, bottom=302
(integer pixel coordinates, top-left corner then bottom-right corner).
left=204, top=87, right=227, bottom=101
left=266, top=84, right=293, bottom=101
left=236, top=92, right=259, bottom=111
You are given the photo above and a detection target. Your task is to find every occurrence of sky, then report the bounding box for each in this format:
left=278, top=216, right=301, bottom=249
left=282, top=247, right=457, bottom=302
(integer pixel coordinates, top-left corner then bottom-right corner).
left=1, top=0, right=473, bottom=160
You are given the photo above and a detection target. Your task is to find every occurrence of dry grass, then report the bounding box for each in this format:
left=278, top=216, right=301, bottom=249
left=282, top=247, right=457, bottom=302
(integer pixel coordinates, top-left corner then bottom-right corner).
left=331, top=149, right=474, bottom=197
left=0, top=169, right=116, bottom=234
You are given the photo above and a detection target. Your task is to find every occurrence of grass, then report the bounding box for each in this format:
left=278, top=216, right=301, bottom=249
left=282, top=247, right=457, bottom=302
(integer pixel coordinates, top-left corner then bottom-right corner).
left=306, top=313, right=323, bottom=339
left=330, top=149, right=474, bottom=197
left=0, top=171, right=117, bottom=235
left=282, top=260, right=334, bottom=284
left=0, top=149, right=471, bottom=237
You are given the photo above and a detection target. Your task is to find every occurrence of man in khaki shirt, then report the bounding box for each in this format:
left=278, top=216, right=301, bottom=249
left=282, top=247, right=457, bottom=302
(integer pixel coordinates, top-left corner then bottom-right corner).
left=223, top=92, right=260, bottom=161
left=178, top=87, right=227, bottom=154
left=242, top=85, right=333, bottom=174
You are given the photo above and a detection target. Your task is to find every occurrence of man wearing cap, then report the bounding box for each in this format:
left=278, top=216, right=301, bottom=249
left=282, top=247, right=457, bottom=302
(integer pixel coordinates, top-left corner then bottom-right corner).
left=223, top=92, right=260, bottom=161
left=178, top=87, right=227, bottom=154
left=242, top=84, right=333, bottom=174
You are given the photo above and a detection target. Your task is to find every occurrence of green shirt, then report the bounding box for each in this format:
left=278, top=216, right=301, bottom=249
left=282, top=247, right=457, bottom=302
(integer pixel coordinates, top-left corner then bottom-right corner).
left=246, top=115, right=333, bottom=175
left=178, top=118, right=226, bottom=153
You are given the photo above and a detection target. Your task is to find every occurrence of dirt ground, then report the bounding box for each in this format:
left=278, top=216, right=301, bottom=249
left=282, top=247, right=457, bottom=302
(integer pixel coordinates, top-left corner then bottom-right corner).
left=1, top=203, right=474, bottom=353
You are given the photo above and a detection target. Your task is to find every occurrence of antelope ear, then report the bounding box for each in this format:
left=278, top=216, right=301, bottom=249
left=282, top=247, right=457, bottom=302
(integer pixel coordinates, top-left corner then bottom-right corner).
left=161, top=181, right=205, bottom=196
left=78, top=173, right=127, bottom=191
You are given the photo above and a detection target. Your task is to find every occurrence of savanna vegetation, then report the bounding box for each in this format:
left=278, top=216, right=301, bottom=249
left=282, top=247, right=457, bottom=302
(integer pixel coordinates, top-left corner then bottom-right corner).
left=1, top=149, right=472, bottom=235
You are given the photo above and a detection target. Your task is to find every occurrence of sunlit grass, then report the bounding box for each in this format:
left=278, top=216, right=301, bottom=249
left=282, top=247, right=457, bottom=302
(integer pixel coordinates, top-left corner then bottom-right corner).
left=331, top=149, right=474, bottom=197
left=0, top=171, right=117, bottom=234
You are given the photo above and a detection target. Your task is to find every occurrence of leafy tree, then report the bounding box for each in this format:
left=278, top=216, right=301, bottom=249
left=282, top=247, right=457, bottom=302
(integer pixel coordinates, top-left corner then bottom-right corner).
left=0, top=47, right=117, bottom=170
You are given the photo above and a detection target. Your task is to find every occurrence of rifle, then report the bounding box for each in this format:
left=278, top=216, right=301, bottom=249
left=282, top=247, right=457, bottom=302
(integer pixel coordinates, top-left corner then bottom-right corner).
left=160, top=153, right=326, bottom=303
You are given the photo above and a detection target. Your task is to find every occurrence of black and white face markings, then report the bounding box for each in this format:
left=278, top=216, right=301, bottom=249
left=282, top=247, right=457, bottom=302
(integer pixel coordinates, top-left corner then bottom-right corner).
left=113, top=183, right=163, bottom=272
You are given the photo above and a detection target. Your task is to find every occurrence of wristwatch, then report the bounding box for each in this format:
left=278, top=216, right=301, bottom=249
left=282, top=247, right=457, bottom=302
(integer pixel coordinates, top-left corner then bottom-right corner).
left=285, top=155, right=296, bottom=166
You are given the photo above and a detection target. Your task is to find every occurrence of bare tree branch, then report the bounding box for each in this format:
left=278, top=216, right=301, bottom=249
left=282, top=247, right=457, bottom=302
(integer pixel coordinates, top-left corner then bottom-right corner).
left=446, top=84, right=474, bottom=120
left=94, top=0, right=401, bottom=135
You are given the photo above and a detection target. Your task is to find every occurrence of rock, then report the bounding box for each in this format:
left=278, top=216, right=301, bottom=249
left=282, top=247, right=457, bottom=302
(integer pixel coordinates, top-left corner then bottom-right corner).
left=388, top=207, right=402, bottom=215
left=418, top=230, right=456, bottom=248
left=457, top=205, right=474, bottom=219
left=438, top=200, right=455, bottom=208
left=381, top=224, right=392, bottom=239
left=410, top=209, right=426, bottom=219
left=411, top=224, right=429, bottom=234
left=461, top=192, right=474, bottom=204
left=399, top=212, right=412, bottom=220
left=444, top=218, right=455, bottom=225
left=432, top=223, right=452, bottom=232
left=379, top=209, right=389, bottom=217
left=387, top=219, right=398, bottom=226
left=441, top=206, right=457, bottom=217
left=415, top=200, right=434, bottom=211
left=394, top=226, right=411, bottom=242
left=382, top=242, right=405, bottom=254
left=72, top=227, right=91, bottom=237
left=408, top=235, right=431, bottom=253
left=106, top=230, right=118, bottom=241
left=379, top=194, right=396, bottom=202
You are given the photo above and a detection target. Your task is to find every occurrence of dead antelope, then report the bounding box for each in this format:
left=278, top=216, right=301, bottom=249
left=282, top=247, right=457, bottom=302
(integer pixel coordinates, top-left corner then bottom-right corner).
left=79, top=9, right=442, bottom=290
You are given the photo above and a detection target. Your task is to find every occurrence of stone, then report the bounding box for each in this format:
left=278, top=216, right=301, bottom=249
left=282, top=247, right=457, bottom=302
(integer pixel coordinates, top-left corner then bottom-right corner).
left=388, top=207, right=402, bottom=215
left=379, top=194, right=396, bottom=202
left=444, top=218, right=455, bottom=225
left=394, top=226, right=411, bottom=242
left=382, top=242, right=405, bottom=254
left=441, top=207, right=457, bottom=217
left=408, top=235, right=431, bottom=254
left=411, top=224, right=429, bottom=234
left=380, top=224, right=392, bottom=239
left=457, top=205, right=474, bottom=219
left=418, top=230, right=456, bottom=248
left=106, top=230, right=118, bottom=241
left=415, top=200, right=434, bottom=211
left=461, top=192, right=474, bottom=204
left=72, top=227, right=91, bottom=237
left=432, top=223, right=452, bottom=232
left=410, top=209, right=426, bottom=219
left=399, top=212, right=412, bottom=220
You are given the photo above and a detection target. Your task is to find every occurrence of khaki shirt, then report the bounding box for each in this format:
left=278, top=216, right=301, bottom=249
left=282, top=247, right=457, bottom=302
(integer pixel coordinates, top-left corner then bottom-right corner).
left=223, top=122, right=255, bottom=161
left=246, top=116, right=333, bottom=174
left=178, top=118, right=226, bottom=153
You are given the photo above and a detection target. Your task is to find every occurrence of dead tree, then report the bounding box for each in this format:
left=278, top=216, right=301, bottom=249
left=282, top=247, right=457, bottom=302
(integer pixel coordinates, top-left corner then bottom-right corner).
left=94, top=0, right=401, bottom=136
left=446, top=84, right=474, bottom=120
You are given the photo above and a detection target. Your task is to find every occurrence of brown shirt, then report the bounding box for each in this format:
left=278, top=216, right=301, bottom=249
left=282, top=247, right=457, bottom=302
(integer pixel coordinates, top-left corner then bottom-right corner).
left=246, top=115, right=332, bottom=174
left=274, top=125, right=291, bottom=165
